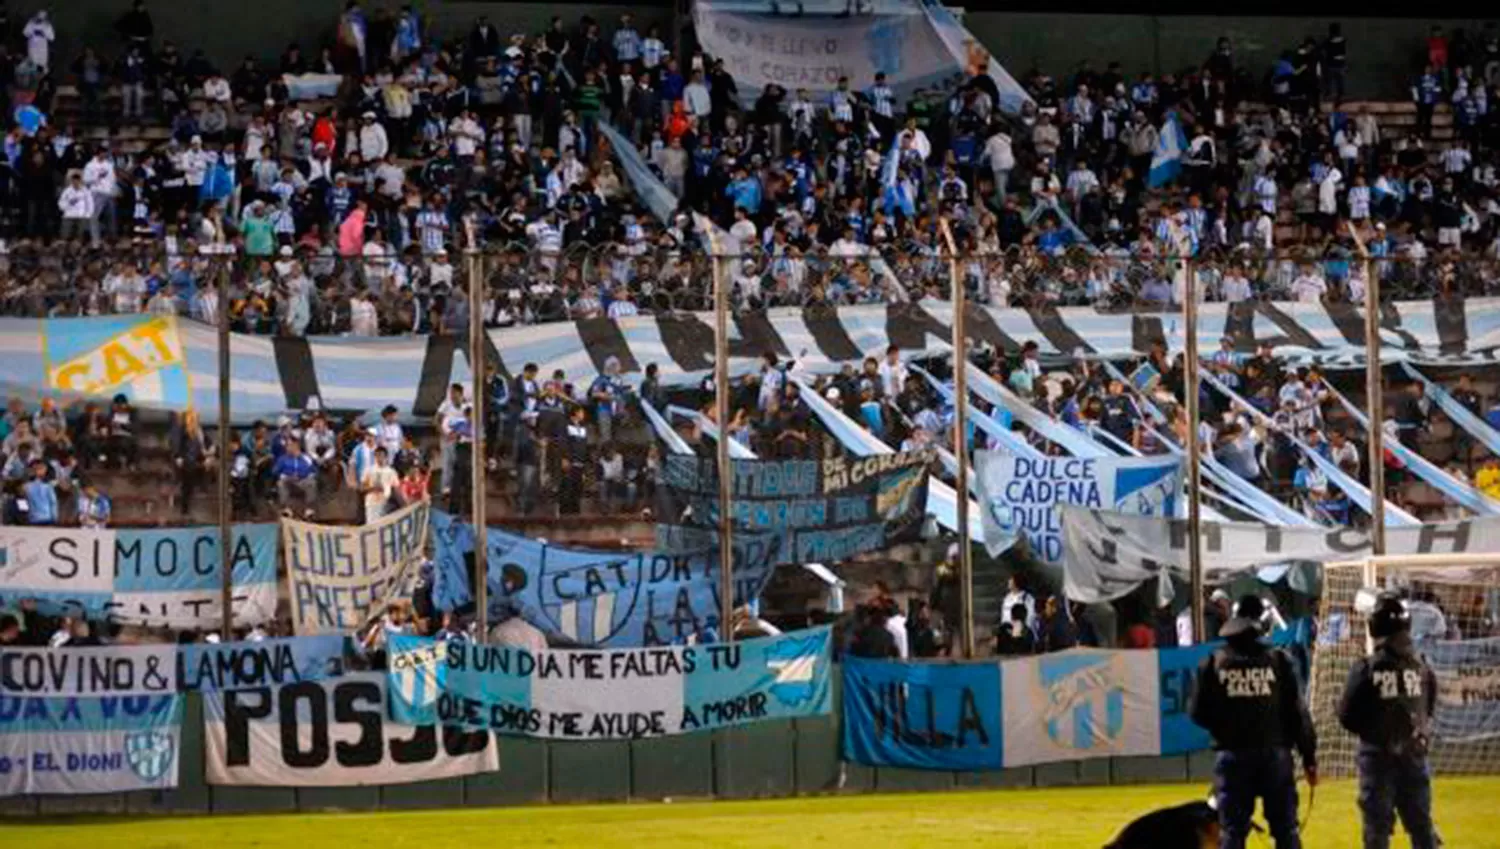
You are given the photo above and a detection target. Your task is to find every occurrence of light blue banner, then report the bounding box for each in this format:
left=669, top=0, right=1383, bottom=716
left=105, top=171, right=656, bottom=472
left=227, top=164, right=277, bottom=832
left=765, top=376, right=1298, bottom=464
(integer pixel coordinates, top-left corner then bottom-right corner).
left=840, top=644, right=1241, bottom=771
left=1425, top=637, right=1500, bottom=743
left=429, top=511, right=779, bottom=647
left=178, top=636, right=349, bottom=692
left=387, top=628, right=833, bottom=739
left=0, top=693, right=182, bottom=796
left=842, top=657, right=1003, bottom=770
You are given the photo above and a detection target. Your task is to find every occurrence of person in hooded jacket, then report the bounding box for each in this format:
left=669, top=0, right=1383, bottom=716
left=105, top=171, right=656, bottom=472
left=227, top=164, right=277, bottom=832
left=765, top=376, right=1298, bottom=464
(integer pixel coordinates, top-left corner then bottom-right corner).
left=1190, top=594, right=1317, bottom=849
left=1338, top=592, right=1440, bottom=849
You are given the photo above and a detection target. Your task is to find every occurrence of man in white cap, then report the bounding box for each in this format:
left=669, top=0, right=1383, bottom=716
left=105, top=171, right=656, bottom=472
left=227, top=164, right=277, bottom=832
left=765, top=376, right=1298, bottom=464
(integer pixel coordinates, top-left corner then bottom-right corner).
left=1178, top=588, right=1232, bottom=646
left=358, top=111, right=388, bottom=161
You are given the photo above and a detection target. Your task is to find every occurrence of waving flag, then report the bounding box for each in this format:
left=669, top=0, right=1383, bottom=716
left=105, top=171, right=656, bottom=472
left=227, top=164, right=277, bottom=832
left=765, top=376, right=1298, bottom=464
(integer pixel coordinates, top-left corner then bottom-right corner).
left=1147, top=112, right=1187, bottom=189
left=880, top=138, right=916, bottom=218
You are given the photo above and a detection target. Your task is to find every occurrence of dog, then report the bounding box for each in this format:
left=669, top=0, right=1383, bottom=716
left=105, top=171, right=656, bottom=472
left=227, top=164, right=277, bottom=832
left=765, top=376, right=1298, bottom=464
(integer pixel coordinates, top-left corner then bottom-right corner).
left=1103, top=799, right=1220, bottom=849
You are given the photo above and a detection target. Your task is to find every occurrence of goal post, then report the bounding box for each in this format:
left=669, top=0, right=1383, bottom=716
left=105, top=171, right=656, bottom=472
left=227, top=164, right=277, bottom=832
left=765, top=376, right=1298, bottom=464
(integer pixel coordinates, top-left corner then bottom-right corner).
left=1310, top=552, right=1500, bottom=779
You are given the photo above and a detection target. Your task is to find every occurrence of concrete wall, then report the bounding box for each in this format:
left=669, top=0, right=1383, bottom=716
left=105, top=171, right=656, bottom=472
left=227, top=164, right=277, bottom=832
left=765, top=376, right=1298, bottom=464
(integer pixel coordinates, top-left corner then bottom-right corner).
left=10, top=2, right=1492, bottom=102
left=0, top=677, right=1214, bottom=817
left=964, top=14, right=1497, bottom=101
left=6, top=1, right=673, bottom=72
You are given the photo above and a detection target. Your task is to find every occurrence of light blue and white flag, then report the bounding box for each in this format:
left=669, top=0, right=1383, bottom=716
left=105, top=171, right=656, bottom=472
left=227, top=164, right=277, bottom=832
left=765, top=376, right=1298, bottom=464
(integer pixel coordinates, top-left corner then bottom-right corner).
left=976, top=451, right=1182, bottom=561
left=1147, top=112, right=1188, bottom=189
left=387, top=627, right=833, bottom=739
left=0, top=692, right=182, bottom=796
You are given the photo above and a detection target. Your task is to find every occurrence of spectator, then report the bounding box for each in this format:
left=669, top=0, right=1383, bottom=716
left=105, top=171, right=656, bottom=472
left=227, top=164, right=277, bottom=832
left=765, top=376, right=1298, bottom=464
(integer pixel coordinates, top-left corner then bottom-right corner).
left=995, top=603, right=1036, bottom=655
left=272, top=439, right=318, bottom=515
left=22, top=458, right=58, bottom=525
left=75, top=479, right=111, bottom=528
left=360, top=446, right=399, bottom=521
left=172, top=409, right=212, bottom=516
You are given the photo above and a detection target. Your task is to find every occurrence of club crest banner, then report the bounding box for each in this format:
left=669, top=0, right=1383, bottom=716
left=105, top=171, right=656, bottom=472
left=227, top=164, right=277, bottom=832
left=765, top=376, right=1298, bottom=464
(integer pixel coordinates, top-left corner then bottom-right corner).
left=282, top=500, right=430, bottom=635
left=386, top=628, right=832, bottom=740
left=840, top=646, right=1218, bottom=771
left=977, top=453, right=1181, bottom=562
left=0, top=692, right=182, bottom=796
left=430, top=511, right=781, bottom=647
left=0, top=523, right=279, bottom=629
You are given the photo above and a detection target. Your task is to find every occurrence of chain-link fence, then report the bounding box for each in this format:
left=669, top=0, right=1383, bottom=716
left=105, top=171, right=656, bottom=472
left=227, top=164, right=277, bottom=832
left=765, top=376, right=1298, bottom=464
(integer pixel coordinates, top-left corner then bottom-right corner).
left=0, top=247, right=1482, bottom=531
left=0, top=243, right=1491, bottom=329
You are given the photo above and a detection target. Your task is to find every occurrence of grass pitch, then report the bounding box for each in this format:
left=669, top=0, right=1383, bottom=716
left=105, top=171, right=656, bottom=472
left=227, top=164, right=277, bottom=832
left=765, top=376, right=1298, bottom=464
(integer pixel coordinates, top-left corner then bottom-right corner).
left=8, top=778, right=1500, bottom=848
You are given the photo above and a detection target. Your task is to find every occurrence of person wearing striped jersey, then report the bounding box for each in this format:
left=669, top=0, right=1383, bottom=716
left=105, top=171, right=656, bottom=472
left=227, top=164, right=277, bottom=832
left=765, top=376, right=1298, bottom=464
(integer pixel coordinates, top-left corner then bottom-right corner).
left=415, top=195, right=448, bottom=254
left=867, top=72, right=895, bottom=140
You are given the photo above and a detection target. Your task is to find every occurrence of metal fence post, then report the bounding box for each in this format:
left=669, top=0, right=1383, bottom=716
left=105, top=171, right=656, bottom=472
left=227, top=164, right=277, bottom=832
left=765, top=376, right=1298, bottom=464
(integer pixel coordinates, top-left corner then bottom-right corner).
left=469, top=249, right=488, bottom=642
left=938, top=221, right=974, bottom=659
left=1363, top=255, right=1388, bottom=553
left=1183, top=256, right=1205, bottom=644
left=217, top=260, right=234, bottom=640
left=711, top=245, right=734, bottom=643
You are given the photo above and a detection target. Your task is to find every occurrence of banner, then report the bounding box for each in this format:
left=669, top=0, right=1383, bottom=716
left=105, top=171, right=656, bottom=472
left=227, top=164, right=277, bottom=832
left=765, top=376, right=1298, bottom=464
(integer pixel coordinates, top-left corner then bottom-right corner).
left=1061, top=509, right=1500, bottom=604
left=841, top=657, right=1003, bottom=771
left=1, top=299, right=1497, bottom=422
left=282, top=500, right=430, bottom=635
left=178, top=636, right=348, bottom=692
left=203, top=673, right=497, bottom=786
left=1000, top=649, right=1161, bottom=767
left=0, top=645, right=180, bottom=697
left=430, top=511, right=780, bottom=647
left=660, top=450, right=932, bottom=563
left=387, top=628, right=833, bottom=740
left=977, top=453, right=1181, bottom=562
left=1428, top=637, right=1500, bottom=743
left=0, top=693, right=182, bottom=796
left=840, top=646, right=1217, bottom=771
left=0, top=524, right=279, bottom=628
left=43, top=314, right=189, bottom=408
left=692, top=3, right=958, bottom=108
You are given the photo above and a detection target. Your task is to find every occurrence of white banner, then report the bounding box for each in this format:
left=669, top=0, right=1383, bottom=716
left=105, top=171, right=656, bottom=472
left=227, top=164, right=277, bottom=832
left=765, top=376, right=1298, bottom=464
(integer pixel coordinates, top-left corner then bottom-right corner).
left=692, top=3, right=956, bottom=105
left=0, top=646, right=180, bottom=697
left=204, top=673, right=497, bottom=786
left=1000, top=649, right=1161, bottom=767
left=1060, top=508, right=1500, bottom=603
left=0, top=694, right=182, bottom=796
left=977, top=453, right=1181, bottom=562
left=0, top=524, right=279, bottom=629
left=282, top=500, right=430, bottom=635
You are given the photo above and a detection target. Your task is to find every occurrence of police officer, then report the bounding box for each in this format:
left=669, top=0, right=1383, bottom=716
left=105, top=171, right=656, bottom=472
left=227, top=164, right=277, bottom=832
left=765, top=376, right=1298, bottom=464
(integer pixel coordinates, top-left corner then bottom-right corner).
left=1337, top=593, right=1440, bottom=849
left=1190, top=594, right=1317, bottom=849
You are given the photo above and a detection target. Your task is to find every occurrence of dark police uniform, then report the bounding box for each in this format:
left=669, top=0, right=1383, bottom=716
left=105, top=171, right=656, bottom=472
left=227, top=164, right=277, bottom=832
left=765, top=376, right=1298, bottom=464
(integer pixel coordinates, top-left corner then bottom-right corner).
left=1337, top=594, right=1440, bottom=849
left=1190, top=595, right=1316, bottom=849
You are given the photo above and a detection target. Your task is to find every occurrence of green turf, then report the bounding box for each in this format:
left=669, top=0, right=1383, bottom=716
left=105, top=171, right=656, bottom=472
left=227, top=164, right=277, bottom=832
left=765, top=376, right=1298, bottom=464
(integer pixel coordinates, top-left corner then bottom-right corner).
left=7, top=778, right=1499, bottom=848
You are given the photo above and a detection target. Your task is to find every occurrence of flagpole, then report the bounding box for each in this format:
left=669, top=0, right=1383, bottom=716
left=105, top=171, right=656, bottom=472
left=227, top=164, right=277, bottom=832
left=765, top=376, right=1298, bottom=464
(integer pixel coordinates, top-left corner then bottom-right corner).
left=938, top=219, right=974, bottom=659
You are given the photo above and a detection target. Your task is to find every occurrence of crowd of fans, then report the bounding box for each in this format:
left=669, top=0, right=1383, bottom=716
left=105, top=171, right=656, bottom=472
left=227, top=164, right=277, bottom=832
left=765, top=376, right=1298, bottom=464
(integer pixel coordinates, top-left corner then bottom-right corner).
left=2, top=4, right=1500, bottom=654
left=0, top=6, right=1498, bottom=331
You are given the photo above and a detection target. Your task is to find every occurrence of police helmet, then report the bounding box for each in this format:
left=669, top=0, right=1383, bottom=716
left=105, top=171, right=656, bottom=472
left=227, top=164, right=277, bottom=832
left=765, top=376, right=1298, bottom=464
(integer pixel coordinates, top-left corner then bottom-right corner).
left=1219, top=594, right=1270, bottom=639
left=1368, top=593, right=1412, bottom=639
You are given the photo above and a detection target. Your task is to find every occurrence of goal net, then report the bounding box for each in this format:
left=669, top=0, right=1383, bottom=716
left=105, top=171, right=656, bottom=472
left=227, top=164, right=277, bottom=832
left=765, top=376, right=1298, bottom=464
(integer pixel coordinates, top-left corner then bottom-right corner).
left=1309, top=553, right=1500, bottom=779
